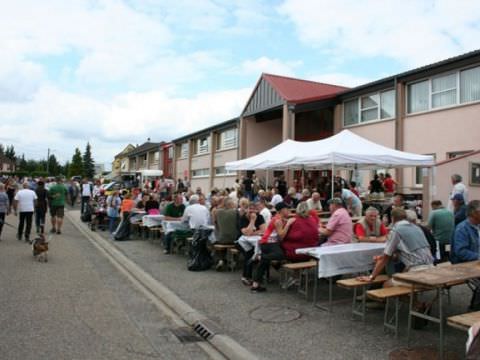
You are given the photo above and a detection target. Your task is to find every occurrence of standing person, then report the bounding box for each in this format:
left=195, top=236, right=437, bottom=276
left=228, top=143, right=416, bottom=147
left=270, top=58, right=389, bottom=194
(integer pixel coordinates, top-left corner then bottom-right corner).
left=106, top=190, right=121, bottom=234
left=13, top=182, right=37, bottom=243
left=80, top=178, right=92, bottom=215
left=452, top=193, right=467, bottom=226
left=119, top=193, right=135, bottom=239
left=242, top=175, right=254, bottom=201
left=428, top=200, right=455, bottom=262
left=335, top=187, right=363, bottom=217
left=369, top=174, right=384, bottom=194
left=0, top=183, right=10, bottom=240
left=177, top=178, right=185, bottom=193
left=383, top=173, right=397, bottom=195
left=48, top=177, right=68, bottom=235
left=34, top=180, right=48, bottom=234
left=448, top=174, right=468, bottom=211
left=6, top=178, right=16, bottom=213
left=276, top=175, right=287, bottom=198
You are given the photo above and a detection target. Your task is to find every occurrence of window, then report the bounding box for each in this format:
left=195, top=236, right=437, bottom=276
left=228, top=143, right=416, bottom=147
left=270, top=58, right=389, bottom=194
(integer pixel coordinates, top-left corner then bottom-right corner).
left=407, top=65, right=480, bottom=114
left=461, top=66, right=480, bottom=103
left=361, top=94, right=379, bottom=122
left=180, top=143, right=188, bottom=159
left=343, top=99, right=359, bottom=126
left=168, top=146, right=173, bottom=159
left=215, top=166, right=236, bottom=176
left=431, top=73, right=456, bottom=108
left=343, top=89, right=395, bottom=126
left=408, top=81, right=429, bottom=113
left=192, top=168, right=209, bottom=178
left=447, top=150, right=473, bottom=159
left=153, top=151, right=159, bottom=162
left=415, top=153, right=435, bottom=186
left=195, top=137, right=209, bottom=155
left=216, top=128, right=237, bottom=150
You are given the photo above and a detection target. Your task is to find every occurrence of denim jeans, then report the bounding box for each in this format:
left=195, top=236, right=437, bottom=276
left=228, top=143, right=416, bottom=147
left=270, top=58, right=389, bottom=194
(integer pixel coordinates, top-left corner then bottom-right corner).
left=35, top=208, right=46, bottom=233
left=108, top=216, right=118, bottom=234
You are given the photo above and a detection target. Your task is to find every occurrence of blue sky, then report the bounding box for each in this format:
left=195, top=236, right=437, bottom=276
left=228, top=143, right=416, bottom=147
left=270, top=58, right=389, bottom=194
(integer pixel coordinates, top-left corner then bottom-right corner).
left=0, top=0, right=479, bottom=164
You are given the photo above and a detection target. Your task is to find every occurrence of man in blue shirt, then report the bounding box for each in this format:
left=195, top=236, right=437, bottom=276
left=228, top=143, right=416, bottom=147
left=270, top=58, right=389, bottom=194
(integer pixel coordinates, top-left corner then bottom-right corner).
left=451, top=200, right=480, bottom=264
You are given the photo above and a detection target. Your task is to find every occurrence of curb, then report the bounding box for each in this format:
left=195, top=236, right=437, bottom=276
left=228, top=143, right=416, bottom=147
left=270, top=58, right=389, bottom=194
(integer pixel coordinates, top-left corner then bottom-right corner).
left=66, top=211, right=258, bottom=360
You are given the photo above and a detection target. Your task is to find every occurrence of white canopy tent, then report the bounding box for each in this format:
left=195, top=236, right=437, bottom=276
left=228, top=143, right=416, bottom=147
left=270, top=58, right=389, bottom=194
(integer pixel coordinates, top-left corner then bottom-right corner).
left=226, top=130, right=435, bottom=171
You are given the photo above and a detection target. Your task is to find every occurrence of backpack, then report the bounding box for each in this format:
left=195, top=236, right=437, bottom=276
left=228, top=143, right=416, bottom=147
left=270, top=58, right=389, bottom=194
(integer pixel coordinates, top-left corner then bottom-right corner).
left=187, top=228, right=213, bottom=271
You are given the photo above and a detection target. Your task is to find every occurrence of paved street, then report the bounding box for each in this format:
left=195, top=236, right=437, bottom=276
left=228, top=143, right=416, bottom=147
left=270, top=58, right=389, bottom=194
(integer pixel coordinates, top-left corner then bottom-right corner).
left=0, top=212, right=216, bottom=360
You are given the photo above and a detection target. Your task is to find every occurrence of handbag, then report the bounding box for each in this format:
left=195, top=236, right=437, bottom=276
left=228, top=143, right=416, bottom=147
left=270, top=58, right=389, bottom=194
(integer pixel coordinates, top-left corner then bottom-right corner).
left=259, top=242, right=285, bottom=261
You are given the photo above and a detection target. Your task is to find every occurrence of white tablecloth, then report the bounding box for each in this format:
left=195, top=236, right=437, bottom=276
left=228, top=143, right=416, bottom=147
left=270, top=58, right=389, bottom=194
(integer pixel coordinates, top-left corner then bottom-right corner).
left=296, top=243, right=385, bottom=278
left=236, top=235, right=262, bottom=254
left=142, top=214, right=165, bottom=228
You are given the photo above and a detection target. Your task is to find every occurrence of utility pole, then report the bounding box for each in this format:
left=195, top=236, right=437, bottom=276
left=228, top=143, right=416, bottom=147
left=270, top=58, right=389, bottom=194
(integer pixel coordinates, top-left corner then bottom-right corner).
left=47, top=148, right=50, bottom=175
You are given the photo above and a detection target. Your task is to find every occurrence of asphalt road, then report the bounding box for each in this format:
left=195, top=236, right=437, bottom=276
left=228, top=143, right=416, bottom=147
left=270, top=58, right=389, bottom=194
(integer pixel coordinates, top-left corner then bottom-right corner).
left=80, top=211, right=468, bottom=360
left=0, top=212, right=214, bottom=360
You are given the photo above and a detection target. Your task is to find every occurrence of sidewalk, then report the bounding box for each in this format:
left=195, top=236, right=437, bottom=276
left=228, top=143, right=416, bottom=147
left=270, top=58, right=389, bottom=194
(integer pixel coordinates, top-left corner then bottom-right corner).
left=0, top=213, right=214, bottom=360
left=70, top=210, right=466, bottom=359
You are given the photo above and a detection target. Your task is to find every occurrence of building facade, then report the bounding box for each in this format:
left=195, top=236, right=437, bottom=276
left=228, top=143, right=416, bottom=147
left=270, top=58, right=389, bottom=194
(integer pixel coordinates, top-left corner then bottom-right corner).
left=111, top=144, right=135, bottom=178
left=0, top=154, right=16, bottom=174
left=127, top=141, right=163, bottom=172
left=172, top=118, right=239, bottom=192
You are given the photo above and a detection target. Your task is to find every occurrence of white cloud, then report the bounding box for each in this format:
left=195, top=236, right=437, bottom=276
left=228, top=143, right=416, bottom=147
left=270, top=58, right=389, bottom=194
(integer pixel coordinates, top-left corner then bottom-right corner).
left=278, top=0, right=480, bottom=67
left=240, top=56, right=302, bottom=76
left=0, top=85, right=250, bottom=163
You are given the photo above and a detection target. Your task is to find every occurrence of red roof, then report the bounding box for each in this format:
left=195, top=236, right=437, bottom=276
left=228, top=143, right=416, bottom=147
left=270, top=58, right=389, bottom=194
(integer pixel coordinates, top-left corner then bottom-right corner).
left=262, top=73, right=349, bottom=104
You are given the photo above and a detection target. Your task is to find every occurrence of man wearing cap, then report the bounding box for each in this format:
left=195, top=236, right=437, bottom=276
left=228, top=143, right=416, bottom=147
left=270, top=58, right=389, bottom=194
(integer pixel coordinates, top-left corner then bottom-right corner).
left=319, top=198, right=353, bottom=246
left=452, top=193, right=467, bottom=226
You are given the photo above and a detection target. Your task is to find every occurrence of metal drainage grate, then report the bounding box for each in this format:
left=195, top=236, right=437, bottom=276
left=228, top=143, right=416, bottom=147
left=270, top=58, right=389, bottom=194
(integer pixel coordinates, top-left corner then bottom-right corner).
left=171, top=327, right=204, bottom=343
left=193, top=319, right=222, bottom=341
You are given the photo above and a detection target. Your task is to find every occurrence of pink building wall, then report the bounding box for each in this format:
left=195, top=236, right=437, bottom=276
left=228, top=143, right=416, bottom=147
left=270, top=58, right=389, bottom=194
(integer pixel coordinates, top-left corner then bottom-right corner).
left=245, top=117, right=283, bottom=157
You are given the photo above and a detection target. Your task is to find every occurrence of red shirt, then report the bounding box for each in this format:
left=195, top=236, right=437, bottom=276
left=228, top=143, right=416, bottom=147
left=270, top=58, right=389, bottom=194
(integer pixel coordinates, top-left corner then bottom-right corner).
left=383, top=178, right=395, bottom=193
left=354, top=222, right=388, bottom=238
left=281, top=212, right=319, bottom=261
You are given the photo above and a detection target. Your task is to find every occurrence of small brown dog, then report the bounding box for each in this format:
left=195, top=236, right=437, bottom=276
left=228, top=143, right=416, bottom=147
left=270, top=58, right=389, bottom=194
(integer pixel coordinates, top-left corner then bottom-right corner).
left=32, top=234, right=49, bottom=262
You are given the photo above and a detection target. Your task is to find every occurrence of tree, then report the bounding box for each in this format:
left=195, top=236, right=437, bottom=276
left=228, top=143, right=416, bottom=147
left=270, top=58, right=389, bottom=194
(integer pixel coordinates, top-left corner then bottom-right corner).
left=62, top=161, right=70, bottom=178
left=83, top=142, right=95, bottom=179
left=5, top=145, right=15, bottom=161
left=0, top=144, right=4, bottom=156
left=47, top=154, right=61, bottom=176
left=18, top=154, right=27, bottom=171
left=69, top=148, right=84, bottom=178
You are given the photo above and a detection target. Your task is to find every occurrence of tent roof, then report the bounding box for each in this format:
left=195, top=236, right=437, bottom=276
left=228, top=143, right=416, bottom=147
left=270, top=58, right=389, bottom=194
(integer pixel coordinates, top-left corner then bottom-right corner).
left=226, top=130, right=435, bottom=171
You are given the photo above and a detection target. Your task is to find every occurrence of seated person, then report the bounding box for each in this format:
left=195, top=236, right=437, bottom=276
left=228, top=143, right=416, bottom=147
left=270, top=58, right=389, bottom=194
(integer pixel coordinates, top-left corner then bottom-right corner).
left=283, top=187, right=298, bottom=209
left=238, top=201, right=266, bottom=286
left=405, top=209, right=437, bottom=260
left=215, top=198, right=238, bottom=245
left=251, top=202, right=294, bottom=292
left=135, top=194, right=150, bottom=210
left=319, top=198, right=353, bottom=246
left=162, top=194, right=186, bottom=254
left=354, top=207, right=388, bottom=243
left=451, top=200, right=480, bottom=264
left=145, top=193, right=160, bottom=214
left=358, top=208, right=434, bottom=287
left=281, top=201, right=319, bottom=261
left=306, top=192, right=323, bottom=212
left=257, top=199, right=272, bottom=225
left=181, top=194, right=210, bottom=229
left=452, top=193, right=467, bottom=226
left=383, top=194, right=406, bottom=225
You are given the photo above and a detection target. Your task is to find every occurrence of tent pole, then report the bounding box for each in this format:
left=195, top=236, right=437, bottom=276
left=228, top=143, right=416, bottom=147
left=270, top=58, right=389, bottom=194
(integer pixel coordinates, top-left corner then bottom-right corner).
left=331, top=162, right=335, bottom=198
left=266, top=170, right=269, bottom=189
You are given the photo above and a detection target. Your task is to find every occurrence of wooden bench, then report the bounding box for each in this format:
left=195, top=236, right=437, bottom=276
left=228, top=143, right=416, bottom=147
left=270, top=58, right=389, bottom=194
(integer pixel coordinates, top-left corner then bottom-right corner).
left=336, top=275, right=389, bottom=322
left=226, top=247, right=240, bottom=272
left=280, top=260, right=317, bottom=299
left=367, top=286, right=414, bottom=338
left=148, top=226, right=164, bottom=242
left=448, top=311, right=480, bottom=331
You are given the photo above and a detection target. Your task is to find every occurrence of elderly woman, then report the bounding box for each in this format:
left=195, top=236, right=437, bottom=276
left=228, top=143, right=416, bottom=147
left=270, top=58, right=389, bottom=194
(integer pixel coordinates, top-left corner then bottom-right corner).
left=281, top=201, right=320, bottom=261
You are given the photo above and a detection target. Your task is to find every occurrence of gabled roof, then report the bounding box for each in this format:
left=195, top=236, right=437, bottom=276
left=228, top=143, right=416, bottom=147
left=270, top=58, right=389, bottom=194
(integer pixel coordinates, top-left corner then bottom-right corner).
left=114, top=144, right=135, bottom=159
left=263, top=73, right=349, bottom=103
left=126, top=142, right=163, bottom=157
left=242, top=73, right=348, bottom=117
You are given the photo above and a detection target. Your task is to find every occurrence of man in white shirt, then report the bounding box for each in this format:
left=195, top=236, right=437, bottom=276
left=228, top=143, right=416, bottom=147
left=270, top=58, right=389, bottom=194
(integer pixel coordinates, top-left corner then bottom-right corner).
left=80, top=178, right=92, bottom=215
left=182, top=194, right=210, bottom=229
left=14, top=182, right=38, bottom=242
left=257, top=199, right=272, bottom=225
left=448, top=174, right=468, bottom=211
left=307, top=192, right=323, bottom=211
left=270, top=188, right=283, bottom=207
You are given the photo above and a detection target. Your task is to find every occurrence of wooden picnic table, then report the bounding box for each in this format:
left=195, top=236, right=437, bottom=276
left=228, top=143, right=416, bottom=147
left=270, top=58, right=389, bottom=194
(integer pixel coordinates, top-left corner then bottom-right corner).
left=393, top=260, right=480, bottom=359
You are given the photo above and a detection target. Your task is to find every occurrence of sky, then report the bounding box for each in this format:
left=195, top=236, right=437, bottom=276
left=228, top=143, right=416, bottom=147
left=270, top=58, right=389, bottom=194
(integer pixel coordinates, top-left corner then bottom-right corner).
left=1, top=0, right=480, bottom=165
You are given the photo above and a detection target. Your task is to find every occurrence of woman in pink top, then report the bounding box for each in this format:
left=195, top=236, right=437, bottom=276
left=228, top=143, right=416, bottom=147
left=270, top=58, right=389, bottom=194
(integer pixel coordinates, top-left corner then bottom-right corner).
left=319, top=198, right=353, bottom=246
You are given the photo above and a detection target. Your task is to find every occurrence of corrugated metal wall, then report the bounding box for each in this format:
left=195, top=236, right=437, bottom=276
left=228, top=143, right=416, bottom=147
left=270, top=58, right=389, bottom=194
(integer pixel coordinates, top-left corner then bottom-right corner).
left=243, top=78, right=283, bottom=116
